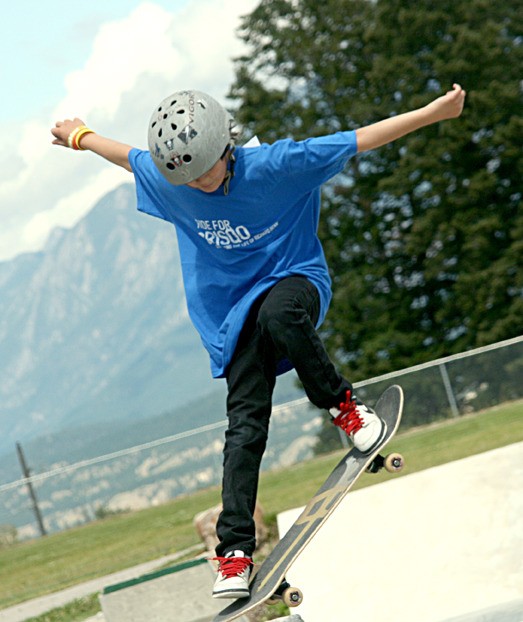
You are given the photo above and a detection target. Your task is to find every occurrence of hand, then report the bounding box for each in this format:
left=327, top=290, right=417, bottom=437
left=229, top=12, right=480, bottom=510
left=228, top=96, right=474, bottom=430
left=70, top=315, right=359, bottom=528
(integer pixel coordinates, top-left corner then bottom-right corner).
left=51, top=118, right=86, bottom=147
left=426, top=84, right=466, bottom=122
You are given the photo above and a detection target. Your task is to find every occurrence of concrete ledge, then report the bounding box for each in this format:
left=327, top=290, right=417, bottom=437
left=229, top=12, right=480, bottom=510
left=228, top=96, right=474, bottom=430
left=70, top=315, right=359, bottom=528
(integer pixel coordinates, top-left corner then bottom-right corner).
left=100, top=558, right=246, bottom=622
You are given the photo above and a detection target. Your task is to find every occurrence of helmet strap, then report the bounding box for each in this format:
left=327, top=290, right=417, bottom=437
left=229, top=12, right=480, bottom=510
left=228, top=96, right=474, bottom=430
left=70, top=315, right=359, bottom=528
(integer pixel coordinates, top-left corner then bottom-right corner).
left=222, top=145, right=236, bottom=196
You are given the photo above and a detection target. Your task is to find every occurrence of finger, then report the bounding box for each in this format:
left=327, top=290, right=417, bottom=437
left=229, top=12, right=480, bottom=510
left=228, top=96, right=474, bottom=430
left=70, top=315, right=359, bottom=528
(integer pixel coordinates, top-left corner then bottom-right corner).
left=448, top=86, right=462, bottom=101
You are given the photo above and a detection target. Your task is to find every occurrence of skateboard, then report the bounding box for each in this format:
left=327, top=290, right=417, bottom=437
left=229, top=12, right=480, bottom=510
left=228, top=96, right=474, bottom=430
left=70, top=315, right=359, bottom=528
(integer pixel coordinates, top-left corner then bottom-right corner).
left=212, top=384, right=404, bottom=622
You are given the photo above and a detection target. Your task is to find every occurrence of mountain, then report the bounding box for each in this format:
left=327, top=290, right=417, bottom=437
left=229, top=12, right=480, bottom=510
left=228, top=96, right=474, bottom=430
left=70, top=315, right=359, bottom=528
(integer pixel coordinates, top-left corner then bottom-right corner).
left=0, top=183, right=220, bottom=457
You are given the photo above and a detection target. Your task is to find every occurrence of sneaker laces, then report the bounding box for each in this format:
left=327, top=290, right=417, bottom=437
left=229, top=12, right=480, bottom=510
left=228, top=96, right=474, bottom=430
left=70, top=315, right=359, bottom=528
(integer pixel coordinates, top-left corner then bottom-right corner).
left=212, top=556, right=252, bottom=578
left=332, top=389, right=364, bottom=435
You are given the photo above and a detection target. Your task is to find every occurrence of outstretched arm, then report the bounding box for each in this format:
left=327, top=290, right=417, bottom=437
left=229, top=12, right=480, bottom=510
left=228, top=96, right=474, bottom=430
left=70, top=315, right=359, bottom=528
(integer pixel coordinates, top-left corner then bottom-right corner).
left=355, top=84, right=466, bottom=153
left=51, top=118, right=134, bottom=172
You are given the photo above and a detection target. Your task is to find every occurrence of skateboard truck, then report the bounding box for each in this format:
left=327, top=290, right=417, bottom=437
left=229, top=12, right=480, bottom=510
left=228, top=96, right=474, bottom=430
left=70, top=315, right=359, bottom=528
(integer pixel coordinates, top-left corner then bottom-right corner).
left=266, top=579, right=304, bottom=607
left=365, top=452, right=404, bottom=474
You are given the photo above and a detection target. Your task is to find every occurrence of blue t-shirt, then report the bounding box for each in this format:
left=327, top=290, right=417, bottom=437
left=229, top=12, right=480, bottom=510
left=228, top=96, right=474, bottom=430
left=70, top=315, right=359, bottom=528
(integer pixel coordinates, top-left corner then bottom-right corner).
left=129, top=131, right=358, bottom=377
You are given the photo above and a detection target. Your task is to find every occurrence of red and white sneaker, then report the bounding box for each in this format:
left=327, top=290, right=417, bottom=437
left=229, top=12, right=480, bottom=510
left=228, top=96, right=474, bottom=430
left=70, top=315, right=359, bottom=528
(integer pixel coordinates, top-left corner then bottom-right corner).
left=212, top=550, right=253, bottom=599
left=330, top=389, right=387, bottom=454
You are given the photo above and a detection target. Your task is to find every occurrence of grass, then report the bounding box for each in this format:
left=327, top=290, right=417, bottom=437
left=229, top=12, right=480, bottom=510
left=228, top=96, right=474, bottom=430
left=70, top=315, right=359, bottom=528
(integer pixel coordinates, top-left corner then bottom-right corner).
left=1, top=400, right=521, bottom=618
left=0, top=487, right=222, bottom=608
left=23, top=594, right=100, bottom=622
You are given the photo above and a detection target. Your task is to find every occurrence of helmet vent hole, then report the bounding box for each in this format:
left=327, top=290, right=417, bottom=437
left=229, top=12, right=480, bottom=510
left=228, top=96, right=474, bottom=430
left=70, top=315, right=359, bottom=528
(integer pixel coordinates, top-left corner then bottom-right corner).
left=177, top=109, right=185, bottom=114
left=183, top=155, right=192, bottom=163
left=171, top=123, right=177, bottom=131
left=163, top=114, right=168, bottom=119
left=166, top=163, right=175, bottom=170
left=158, top=106, right=162, bottom=112
left=158, top=128, right=163, bottom=137
left=151, top=121, right=157, bottom=128
left=170, top=100, right=177, bottom=106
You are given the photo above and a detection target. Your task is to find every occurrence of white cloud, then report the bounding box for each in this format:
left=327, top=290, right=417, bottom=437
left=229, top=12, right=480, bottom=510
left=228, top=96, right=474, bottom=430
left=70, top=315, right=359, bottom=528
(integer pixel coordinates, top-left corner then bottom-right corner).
left=165, top=0, right=254, bottom=98
left=55, top=3, right=182, bottom=121
left=21, top=167, right=130, bottom=252
left=0, top=0, right=258, bottom=263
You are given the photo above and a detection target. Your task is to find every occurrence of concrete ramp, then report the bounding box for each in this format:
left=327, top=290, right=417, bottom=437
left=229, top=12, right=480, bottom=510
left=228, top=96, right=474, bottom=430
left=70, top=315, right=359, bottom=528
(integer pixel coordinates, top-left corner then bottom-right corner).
left=277, top=442, right=523, bottom=622
left=442, top=598, right=523, bottom=622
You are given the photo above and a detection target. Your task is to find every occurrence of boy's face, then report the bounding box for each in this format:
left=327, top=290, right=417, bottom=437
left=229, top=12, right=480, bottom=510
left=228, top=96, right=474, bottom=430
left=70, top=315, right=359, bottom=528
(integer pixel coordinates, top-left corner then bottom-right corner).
left=186, top=157, right=228, bottom=193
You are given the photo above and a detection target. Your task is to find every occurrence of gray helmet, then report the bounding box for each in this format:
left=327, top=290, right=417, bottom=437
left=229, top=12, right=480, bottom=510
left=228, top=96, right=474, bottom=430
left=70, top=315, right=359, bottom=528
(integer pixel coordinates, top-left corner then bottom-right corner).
left=148, top=90, right=236, bottom=185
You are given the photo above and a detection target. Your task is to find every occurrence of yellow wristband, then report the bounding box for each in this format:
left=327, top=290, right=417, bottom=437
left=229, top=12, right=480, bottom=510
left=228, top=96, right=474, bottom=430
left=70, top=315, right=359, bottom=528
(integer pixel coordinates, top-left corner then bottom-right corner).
left=67, top=125, right=87, bottom=149
left=73, top=128, right=95, bottom=150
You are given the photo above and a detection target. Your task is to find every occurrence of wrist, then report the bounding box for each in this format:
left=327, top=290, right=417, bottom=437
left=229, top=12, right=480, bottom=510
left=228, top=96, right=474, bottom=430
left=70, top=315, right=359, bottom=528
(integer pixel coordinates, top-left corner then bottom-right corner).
left=67, top=125, right=96, bottom=150
left=422, top=101, right=446, bottom=125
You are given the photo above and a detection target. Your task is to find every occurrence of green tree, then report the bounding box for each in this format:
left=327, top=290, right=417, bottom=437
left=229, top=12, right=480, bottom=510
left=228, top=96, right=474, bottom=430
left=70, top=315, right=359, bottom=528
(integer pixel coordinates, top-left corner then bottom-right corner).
left=230, top=0, right=522, bottom=388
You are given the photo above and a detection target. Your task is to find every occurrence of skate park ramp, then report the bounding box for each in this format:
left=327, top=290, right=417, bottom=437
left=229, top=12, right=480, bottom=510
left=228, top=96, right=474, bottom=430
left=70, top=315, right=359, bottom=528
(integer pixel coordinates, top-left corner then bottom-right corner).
left=277, top=442, right=523, bottom=622
left=442, top=598, right=523, bottom=622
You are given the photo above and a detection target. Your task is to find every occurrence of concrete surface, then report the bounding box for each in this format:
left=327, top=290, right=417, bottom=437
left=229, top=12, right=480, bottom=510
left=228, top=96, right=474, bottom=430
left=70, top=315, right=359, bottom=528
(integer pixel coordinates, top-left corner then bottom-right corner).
left=277, top=442, right=523, bottom=622
left=442, top=598, right=523, bottom=622
left=100, top=558, right=235, bottom=622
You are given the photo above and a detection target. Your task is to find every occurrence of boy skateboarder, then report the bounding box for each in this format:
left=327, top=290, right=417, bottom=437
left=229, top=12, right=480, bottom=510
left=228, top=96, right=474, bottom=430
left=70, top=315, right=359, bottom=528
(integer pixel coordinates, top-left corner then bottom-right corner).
left=51, top=83, right=465, bottom=598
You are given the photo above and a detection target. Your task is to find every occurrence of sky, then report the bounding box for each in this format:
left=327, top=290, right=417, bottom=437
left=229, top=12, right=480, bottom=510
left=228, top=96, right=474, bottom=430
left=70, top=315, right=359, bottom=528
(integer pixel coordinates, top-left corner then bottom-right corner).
left=0, top=0, right=259, bottom=262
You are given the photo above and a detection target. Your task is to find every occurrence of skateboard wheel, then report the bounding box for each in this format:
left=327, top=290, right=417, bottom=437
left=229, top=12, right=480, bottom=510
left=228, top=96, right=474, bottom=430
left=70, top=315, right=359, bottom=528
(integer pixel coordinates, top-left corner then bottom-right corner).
left=282, top=586, right=303, bottom=607
left=384, top=452, right=404, bottom=472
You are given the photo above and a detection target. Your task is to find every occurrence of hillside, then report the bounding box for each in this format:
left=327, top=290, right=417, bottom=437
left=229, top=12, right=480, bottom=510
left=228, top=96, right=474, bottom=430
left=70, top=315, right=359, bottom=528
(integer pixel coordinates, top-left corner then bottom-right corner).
left=0, top=183, right=216, bottom=457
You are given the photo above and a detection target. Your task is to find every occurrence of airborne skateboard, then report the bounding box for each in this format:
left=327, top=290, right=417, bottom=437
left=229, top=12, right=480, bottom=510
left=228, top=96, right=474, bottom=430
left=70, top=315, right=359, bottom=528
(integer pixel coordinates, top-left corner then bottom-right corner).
left=213, top=384, right=404, bottom=622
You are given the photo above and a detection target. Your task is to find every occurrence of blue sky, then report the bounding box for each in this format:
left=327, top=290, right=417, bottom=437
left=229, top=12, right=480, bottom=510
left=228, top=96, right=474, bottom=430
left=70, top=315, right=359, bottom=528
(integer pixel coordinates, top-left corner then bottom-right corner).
left=0, top=0, right=256, bottom=261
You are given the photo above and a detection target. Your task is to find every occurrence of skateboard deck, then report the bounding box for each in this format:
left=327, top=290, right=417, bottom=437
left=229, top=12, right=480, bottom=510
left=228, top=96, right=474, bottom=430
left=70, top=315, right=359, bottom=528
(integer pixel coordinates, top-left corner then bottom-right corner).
left=213, top=384, right=404, bottom=621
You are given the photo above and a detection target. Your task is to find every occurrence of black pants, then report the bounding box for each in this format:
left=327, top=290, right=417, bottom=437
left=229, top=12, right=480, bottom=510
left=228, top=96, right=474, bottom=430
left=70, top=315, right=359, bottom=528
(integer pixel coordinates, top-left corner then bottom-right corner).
left=215, top=276, right=352, bottom=557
